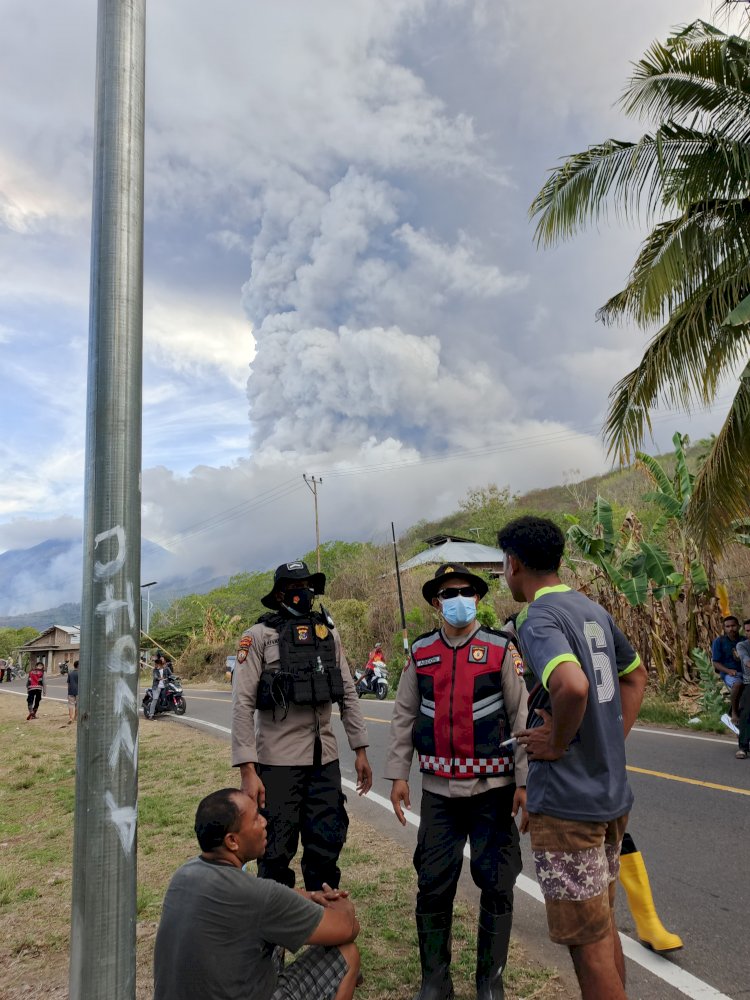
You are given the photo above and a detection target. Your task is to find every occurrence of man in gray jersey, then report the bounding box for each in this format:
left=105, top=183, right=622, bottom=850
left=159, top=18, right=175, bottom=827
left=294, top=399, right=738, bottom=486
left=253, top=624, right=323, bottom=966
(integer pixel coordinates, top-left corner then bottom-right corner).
left=498, top=516, right=646, bottom=1000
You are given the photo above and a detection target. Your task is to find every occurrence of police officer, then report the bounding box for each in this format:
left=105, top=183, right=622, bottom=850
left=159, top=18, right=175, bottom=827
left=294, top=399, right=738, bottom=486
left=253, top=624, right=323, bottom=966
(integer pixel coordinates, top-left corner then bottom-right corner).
left=385, top=564, right=528, bottom=1000
left=231, top=560, right=373, bottom=891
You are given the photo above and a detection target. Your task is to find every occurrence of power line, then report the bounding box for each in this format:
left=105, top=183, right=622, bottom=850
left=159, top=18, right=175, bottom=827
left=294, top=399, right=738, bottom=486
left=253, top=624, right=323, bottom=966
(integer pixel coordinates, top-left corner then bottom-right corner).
left=153, top=478, right=303, bottom=549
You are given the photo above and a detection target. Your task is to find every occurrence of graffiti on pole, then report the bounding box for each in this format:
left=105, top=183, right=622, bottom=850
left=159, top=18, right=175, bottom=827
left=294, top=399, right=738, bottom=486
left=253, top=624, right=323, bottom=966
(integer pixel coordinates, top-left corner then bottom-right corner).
left=94, top=524, right=138, bottom=856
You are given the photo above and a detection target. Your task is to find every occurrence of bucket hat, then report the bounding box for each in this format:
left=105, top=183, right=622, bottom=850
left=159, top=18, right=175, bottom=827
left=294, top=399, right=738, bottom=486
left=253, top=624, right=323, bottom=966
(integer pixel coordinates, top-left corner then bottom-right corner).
left=261, top=560, right=326, bottom=610
left=421, top=562, right=488, bottom=604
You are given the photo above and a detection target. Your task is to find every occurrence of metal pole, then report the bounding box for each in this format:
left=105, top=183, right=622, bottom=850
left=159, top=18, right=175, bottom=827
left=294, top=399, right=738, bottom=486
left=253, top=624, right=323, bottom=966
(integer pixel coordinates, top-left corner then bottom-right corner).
left=391, top=522, right=409, bottom=660
left=70, top=2, right=145, bottom=998
left=303, top=474, right=323, bottom=572
left=141, top=581, right=157, bottom=636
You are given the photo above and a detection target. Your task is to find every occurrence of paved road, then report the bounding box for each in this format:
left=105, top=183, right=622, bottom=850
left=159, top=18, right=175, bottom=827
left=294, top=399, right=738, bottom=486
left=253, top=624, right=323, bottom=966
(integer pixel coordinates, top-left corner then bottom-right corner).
left=8, top=676, right=745, bottom=999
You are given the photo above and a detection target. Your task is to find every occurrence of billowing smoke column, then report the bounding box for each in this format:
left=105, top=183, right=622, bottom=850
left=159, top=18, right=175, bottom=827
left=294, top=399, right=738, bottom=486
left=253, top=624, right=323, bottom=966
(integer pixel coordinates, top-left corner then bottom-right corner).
left=242, top=165, right=525, bottom=459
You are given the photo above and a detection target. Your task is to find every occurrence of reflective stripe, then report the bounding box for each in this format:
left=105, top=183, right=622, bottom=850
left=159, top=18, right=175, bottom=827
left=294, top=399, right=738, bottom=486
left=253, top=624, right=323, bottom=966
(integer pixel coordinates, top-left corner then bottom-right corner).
left=418, top=753, right=514, bottom=776
left=473, top=696, right=504, bottom=721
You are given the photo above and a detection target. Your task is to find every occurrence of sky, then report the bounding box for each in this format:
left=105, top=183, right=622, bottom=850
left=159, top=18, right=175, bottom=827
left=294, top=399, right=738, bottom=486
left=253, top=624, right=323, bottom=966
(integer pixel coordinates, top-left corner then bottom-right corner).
left=0, top=0, right=743, bottom=613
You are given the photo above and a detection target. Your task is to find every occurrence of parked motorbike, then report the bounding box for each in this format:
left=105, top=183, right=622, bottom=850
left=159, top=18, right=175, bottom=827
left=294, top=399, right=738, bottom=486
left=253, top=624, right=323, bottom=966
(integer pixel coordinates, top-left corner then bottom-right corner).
left=354, top=663, right=389, bottom=700
left=59, top=662, right=69, bottom=676
left=142, top=676, right=187, bottom=718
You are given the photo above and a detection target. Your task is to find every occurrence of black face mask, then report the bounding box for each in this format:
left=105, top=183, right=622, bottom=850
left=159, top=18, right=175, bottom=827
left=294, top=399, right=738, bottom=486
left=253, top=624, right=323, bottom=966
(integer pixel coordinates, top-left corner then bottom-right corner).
left=282, top=587, right=315, bottom=616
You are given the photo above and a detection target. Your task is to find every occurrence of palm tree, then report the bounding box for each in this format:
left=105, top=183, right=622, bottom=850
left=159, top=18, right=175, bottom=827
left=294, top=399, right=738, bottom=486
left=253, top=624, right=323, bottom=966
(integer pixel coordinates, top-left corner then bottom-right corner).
left=530, top=19, right=750, bottom=554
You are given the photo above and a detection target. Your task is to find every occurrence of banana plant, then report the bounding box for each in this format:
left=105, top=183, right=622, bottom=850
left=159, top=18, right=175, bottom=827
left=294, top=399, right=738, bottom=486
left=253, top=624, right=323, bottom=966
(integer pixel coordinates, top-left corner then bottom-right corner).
left=567, top=436, right=714, bottom=680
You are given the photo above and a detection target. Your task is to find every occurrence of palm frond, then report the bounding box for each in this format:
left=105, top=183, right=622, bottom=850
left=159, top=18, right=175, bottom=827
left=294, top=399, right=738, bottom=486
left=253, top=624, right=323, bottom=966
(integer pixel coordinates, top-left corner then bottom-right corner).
left=599, top=203, right=750, bottom=326
left=687, top=369, right=750, bottom=554
left=531, top=127, right=750, bottom=247
left=621, top=23, right=750, bottom=138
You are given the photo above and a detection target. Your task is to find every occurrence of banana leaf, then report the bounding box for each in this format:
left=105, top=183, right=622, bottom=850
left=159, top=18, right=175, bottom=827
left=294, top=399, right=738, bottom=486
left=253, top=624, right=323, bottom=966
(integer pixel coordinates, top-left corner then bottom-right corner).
left=690, top=560, right=710, bottom=593
left=592, top=496, right=615, bottom=547
left=640, top=540, right=676, bottom=586
left=672, top=431, right=694, bottom=507
left=637, top=451, right=674, bottom=497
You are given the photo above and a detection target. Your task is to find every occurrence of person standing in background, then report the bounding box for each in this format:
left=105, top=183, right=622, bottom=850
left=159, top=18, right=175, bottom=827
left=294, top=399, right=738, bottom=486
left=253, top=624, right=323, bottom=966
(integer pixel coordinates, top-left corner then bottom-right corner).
left=67, top=660, right=79, bottom=724
left=26, top=661, right=45, bottom=720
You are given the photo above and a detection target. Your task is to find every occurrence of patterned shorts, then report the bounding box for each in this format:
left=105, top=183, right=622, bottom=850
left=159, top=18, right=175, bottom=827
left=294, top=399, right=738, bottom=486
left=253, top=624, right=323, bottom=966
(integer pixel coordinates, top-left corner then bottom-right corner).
left=528, top=812, right=629, bottom=947
left=271, top=945, right=348, bottom=1000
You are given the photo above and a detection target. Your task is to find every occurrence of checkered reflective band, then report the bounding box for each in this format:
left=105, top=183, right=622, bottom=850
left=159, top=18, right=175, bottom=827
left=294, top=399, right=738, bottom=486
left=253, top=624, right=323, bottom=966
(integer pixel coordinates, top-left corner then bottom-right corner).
left=418, top=754, right=514, bottom=776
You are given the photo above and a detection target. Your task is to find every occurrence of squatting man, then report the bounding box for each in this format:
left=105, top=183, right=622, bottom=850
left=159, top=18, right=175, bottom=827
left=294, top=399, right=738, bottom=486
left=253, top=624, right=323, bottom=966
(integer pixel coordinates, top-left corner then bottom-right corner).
left=153, top=788, right=361, bottom=1000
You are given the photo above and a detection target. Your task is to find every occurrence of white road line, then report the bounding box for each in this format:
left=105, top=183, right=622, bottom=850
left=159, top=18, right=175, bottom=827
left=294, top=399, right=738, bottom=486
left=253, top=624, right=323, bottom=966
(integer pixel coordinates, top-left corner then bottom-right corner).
left=632, top=726, right=734, bottom=746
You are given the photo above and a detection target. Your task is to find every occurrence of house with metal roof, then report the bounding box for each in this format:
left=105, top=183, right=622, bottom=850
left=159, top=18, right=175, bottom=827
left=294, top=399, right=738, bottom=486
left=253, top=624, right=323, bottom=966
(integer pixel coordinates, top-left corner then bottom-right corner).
left=400, top=534, right=505, bottom=578
left=16, top=625, right=80, bottom=675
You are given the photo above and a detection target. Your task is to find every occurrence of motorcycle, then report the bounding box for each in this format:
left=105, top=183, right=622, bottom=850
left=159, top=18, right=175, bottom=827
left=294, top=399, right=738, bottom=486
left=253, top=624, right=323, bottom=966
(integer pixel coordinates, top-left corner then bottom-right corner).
left=59, top=662, right=69, bottom=676
left=354, top=663, right=389, bottom=700
left=142, top=675, right=187, bottom=718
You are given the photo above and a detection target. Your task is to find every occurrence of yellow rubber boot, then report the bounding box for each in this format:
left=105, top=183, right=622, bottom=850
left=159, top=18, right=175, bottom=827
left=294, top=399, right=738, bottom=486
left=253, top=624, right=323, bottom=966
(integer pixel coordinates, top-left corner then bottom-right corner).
left=618, top=852, right=683, bottom=953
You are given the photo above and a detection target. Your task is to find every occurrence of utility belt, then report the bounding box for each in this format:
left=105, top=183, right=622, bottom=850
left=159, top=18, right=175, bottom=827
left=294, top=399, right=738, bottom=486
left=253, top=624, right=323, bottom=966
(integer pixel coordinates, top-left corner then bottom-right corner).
left=257, top=666, right=342, bottom=715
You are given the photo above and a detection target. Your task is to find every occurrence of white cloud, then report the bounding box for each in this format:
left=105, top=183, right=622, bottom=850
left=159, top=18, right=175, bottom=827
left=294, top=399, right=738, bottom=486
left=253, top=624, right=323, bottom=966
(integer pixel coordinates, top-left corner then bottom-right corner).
left=0, top=0, right=737, bottom=614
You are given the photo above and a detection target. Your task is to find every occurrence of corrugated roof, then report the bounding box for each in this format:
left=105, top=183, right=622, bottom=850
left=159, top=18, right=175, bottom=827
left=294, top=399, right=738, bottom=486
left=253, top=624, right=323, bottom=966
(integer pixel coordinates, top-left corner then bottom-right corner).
left=400, top=540, right=505, bottom=571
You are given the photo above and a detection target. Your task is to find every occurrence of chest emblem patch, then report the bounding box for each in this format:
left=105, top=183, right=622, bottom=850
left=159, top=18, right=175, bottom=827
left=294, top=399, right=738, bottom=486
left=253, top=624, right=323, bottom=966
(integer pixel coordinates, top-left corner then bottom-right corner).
left=295, top=624, right=312, bottom=643
left=315, top=623, right=329, bottom=640
left=470, top=645, right=488, bottom=663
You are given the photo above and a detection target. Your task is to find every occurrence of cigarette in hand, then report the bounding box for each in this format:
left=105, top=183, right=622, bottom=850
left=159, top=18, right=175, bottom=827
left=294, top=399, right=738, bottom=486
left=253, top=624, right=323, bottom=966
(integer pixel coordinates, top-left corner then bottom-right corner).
left=499, top=737, right=518, bottom=749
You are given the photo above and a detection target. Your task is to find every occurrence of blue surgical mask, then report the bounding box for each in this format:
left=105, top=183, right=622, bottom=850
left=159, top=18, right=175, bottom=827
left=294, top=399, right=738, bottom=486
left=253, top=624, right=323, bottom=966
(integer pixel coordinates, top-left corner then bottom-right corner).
left=440, top=595, right=477, bottom=627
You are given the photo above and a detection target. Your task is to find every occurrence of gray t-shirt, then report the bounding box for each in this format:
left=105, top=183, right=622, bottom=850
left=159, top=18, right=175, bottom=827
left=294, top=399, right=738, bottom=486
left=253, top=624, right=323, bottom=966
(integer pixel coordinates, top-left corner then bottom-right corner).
left=517, top=586, right=640, bottom=823
left=154, top=856, right=323, bottom=1000
left=737, top=640, right=750, bottom=683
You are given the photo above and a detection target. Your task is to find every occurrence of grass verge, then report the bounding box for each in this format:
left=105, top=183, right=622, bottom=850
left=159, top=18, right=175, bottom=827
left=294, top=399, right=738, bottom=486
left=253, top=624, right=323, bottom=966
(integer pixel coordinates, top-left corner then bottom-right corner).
left=0, top=694, right=561, bottom=999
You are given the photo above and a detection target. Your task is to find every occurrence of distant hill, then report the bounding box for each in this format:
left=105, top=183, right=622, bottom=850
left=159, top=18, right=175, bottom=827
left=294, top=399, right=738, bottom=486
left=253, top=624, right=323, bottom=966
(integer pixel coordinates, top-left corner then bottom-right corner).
left=0, top=536, right=228, bottom=627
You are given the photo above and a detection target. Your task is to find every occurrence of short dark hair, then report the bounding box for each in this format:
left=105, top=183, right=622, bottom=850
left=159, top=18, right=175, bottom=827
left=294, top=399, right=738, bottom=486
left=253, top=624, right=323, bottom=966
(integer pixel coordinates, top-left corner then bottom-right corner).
left=743, top=619, right=750, bottom=627
left=194, top=789, right=243, bottom=851
left=497, top=516, right=565, bottom=574
left=73, top=660, right=79, bottom=668
left=723, top=615, right=739, bottom=625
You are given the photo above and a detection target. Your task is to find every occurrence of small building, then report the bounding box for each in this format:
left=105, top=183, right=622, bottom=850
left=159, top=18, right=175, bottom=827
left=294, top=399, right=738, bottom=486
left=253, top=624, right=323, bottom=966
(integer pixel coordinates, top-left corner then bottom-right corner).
left=400, top=534, right=505, bottom=579
left=17, top=625, right=80, bottom=676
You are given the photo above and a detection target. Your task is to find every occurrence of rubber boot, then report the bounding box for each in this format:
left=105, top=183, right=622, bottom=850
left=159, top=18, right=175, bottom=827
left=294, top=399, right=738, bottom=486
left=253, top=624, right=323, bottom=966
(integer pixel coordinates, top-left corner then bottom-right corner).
left=476, top=908, right=512, bottom=1000
left=618, top=851, right=682, bottom=952
left=414, top=911, right=454, bottom=1000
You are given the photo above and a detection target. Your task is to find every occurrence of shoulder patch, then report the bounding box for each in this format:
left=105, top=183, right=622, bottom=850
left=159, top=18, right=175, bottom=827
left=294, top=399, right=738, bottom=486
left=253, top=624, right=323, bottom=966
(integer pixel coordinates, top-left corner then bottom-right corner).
left=509, top=645, right=524, bottom=677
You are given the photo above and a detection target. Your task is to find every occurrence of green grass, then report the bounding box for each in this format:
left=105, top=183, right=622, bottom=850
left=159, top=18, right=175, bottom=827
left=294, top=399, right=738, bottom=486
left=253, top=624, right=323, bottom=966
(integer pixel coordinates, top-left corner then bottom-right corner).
left=638, top=693, right=690, bottom=727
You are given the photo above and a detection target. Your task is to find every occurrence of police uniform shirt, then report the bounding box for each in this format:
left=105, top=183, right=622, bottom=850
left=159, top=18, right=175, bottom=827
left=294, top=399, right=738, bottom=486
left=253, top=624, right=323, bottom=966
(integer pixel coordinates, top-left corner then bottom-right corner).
left=231, top=619, right=368, bottom=768
left=384, top=624, right=529, bottom=798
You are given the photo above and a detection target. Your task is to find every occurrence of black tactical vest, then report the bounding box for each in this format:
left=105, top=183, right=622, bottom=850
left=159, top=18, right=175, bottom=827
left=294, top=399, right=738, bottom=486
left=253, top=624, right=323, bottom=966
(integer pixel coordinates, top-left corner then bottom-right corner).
left=256, top=611, right=345, bottom=717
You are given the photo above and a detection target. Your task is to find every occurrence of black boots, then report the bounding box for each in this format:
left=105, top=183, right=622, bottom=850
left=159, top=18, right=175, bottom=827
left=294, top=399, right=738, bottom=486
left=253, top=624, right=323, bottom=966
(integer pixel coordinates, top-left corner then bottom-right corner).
left=476, top=907, right=512, bottom=1000
left=414, top=911, right=454, bottom=1000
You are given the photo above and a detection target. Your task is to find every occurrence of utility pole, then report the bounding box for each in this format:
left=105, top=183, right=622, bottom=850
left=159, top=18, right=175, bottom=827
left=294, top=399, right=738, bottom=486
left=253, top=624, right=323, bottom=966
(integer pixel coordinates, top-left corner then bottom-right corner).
left=391, top=522, right=409, bottom=663
left=70, top=2, right=146, bottom=999
left=141, top=581, right=157, bottom=636
left=303, top=474, right=323, bottom=572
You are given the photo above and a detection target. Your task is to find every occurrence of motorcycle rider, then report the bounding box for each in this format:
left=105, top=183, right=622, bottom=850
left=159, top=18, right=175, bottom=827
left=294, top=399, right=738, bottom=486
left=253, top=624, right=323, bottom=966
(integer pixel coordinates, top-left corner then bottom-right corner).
left=231, top=560, right=373, bottom=891
left=361, top=642, right=385, bottom=694
left=148, top=654, right=173, bottom=719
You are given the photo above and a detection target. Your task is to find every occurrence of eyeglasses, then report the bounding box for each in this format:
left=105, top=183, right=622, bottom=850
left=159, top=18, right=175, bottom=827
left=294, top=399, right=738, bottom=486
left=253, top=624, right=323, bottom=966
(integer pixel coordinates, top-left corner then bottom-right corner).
left=437, top=586, right=477, bottom=600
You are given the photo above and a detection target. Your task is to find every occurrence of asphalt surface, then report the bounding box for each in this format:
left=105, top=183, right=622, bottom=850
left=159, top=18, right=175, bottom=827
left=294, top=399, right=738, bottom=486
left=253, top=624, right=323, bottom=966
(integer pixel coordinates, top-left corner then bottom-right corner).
left=6, top=675, right=747, bottom=999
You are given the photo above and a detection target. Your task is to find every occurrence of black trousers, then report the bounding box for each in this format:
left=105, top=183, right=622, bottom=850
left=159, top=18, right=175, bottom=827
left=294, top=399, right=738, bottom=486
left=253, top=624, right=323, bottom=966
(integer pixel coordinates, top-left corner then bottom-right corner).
left=27, top=690, right=42, bottom=713
left=738, top=684, right=750, bottom=751
left=256, top=760, right=349, bottom=891
left=415, top=785, right=522, bottom=916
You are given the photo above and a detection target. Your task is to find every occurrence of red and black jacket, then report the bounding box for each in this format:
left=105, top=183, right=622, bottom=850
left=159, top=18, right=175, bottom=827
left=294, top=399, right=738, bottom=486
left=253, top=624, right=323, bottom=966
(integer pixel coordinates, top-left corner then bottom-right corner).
left=411, top=626, right=514, bottom=779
